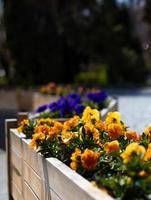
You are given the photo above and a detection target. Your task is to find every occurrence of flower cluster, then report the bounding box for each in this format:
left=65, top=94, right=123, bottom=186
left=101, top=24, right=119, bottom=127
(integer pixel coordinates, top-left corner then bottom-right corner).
left=39, top=82, right=102, bottom=96
left=39, top=82, right=73, bottom=96
left=18, top=107, right=151, bottom=200
left=35, top=91, right=108, bottom=118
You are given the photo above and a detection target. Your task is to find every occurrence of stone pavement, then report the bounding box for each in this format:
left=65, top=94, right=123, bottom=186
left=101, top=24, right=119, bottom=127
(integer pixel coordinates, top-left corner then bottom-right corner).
left=1, top=88, right=151, bottom=200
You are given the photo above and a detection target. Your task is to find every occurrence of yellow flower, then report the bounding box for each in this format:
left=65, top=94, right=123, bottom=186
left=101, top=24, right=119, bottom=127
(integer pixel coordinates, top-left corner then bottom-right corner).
left=104, top=140, right=120, bottom=153
left=81, top=149, right=100, bottom=171
left=32, top=132, right=46, bottom=141
left=107, top=123, right=123, bottom=139
left=70, top=148, right=82, bottom=170
left=144, top=124, right=151, bottom=137
left=125, top=131, right=141, bottom=141
left=105, top=112, right=121, bottom=124
left=121, top=143, right=146, bottom=163
left=36, top=118, right=55, bottom=126
left=29, top=131, right=46, bottom=150
left=82, top=107, right=100, bottom=124
left=144, top=143, right=151, bottom=161
left=61, top=130, right=76, bottom=144
left=84, top=123, right=100, bottom=143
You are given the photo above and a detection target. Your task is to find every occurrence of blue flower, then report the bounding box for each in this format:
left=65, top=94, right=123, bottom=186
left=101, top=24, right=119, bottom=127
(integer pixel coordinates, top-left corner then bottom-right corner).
left=86, top=91, right=107, bottom=104
left=68, top=93, right=81, bottom=101
left=75, top=104, right=85, bottom=115
left=67, top=93, right=81, bottom=108
left=49, top=102, right=58, bottom=112
left=36, top=104, right=48, bottom=113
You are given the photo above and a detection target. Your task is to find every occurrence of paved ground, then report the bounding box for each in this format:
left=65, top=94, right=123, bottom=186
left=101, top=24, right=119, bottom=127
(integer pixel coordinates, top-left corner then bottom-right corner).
left=119, top=95, right=151, bottom=133
left=0, top=150, right=8, bottom=200
left=1, top=88, right=151, bottom=200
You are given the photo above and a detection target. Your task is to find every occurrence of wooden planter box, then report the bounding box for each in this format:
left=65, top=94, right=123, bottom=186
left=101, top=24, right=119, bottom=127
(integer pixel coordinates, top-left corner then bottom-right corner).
left=33, top=93, right=59, bottom=111
left=6, top=121, right=114, bottom=200
left=16, top=90, right=59, bottom=112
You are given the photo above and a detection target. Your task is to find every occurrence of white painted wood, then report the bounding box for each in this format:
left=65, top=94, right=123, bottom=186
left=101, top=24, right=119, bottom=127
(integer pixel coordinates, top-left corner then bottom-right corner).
left=5, top=119, right=18, bottom=200
left=10, top=129, right=25, bottom=155
left=101, top=98, right=118, bottom=120
left=11, top=164, right=22, bottom=193
left=22, top=139, right=44, bottom=177
left=23, top=181, right=39, bottom=200
left=23, top=160, right=45, bottom=200
left=11, top=149, right=23, bottom=192
left=50, top=189, right=62, bottom=200
left=11, top=181, right=23, bottom=200
left=46, top=158, right=114, bottom=200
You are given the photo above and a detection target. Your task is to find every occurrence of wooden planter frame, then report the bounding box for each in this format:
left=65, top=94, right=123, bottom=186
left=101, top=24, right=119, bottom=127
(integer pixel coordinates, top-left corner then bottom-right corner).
left=5, top=98, right=118, bottom=200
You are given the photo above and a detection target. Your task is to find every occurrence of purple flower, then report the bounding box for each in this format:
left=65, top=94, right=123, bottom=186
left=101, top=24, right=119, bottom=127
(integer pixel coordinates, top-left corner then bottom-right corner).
left=36, top=104, right=48, bottom=113
left=86, top=91, right=107, bottom=104
left=49, top=102, right=58, bottom=112
left=68, top=93, right=81, bottom=102
left=75, top=104, right=85, bottom=115
left=67, top=93, right=81, bottom=108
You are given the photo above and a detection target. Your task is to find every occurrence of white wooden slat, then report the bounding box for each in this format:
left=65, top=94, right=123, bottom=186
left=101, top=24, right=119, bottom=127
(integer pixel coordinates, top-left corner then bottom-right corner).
left=10, top=129, right=24, bottom=155
left=23, top=181, right=39, bottom=200
left=22, top=138, right=44, bottom=178
left=11, top=181, right=23, bottom=200
left=46, top=158, right=114, bottom=200
left=23, top=160, right=45, bottom=200
left=50, top=189, right=62, bottom=200
left=5, top=119, right=18, bottom=200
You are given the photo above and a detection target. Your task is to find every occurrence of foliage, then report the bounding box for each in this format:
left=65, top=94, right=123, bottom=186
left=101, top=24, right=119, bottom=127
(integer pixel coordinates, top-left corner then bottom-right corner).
left=18, top=107, right=151, bottom=199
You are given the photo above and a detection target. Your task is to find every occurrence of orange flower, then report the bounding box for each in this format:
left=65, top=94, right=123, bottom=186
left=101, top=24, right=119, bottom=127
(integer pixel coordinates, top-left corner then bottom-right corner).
left=63, top=116, right=80, bottom=131
left=107, top=123, right=123, bottom=139
left=125, top=131, right=141, bottom=141
left=138, top=170, right=147, bottom=177
left=70, top=161, right=78, bottom=170
left=81, top=149, right=100, bottom=171
left=17, top=119, right=29, bottom=133
left=144, top=143, right=151, bottom=161
left=49, top=122, right=62, bottom=138
left=104, top=140, right=120, bottom=153
left=95, top=121, right=106, bottom=131
left=35, top=124, right=50, bottom=135
left=29, top=139, right=37, bottom=150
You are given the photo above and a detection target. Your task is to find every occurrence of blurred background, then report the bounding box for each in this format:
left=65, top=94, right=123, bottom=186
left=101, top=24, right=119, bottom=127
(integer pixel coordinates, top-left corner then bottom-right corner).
left=1, top=0, right=151, bottom=145
left=0, top=0, right=151, bottom=87
left=1, top=0, right=151, bottom=143
left=1, top=1, right=151, bottom=199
